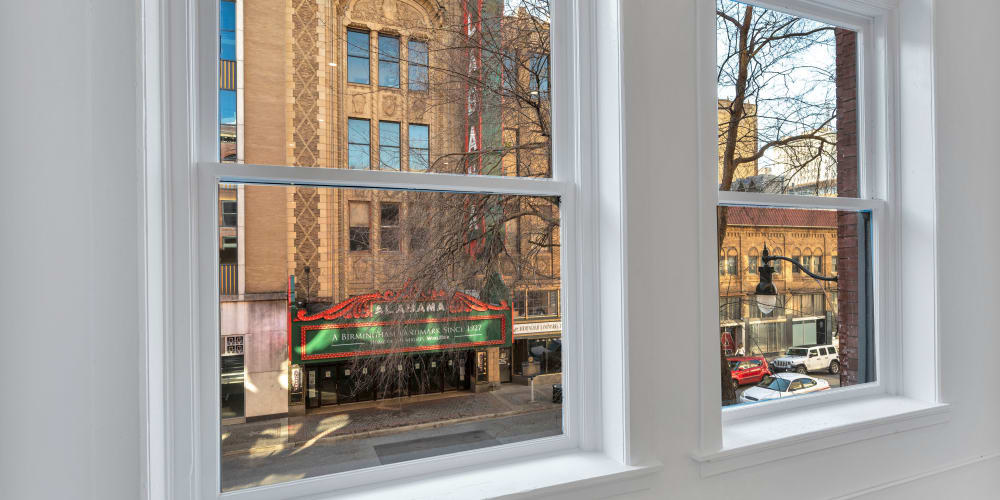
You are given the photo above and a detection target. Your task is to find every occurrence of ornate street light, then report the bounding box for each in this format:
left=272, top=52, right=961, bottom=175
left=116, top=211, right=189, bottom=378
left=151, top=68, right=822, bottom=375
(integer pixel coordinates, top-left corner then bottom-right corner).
left=754, top=245, right=838, bottom=315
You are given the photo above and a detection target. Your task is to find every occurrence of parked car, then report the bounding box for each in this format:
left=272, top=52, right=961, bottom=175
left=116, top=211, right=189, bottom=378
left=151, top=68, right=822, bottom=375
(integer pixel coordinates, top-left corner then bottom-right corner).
left=770, top=344, right=840, bottom=374
left=738, top=372, right=831, bottom=403
left=727, top=356, right=771, bottom=389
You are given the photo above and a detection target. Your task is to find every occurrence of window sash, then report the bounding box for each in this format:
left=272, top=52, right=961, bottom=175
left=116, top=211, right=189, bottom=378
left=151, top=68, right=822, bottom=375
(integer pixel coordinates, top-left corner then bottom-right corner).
left=175, top=0, right=606, bottom=496
left=407, top=40, right=428, bottom=91
left=347, top=30, right=371, bottom=85
left=378, top=34, right=400, bottom=88
left=701, top=0, right=898, bottom=445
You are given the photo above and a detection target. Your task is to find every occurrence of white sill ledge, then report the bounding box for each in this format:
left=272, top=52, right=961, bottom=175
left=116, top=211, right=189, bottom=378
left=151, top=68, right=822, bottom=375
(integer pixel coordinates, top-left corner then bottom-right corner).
left=692, top=395, right=950, bottom=476
left=306, top=451, right=661, bottom=500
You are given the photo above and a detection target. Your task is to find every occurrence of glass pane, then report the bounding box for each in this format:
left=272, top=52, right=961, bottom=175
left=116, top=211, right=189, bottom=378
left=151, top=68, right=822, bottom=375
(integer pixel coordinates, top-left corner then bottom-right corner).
left=222, top=0, right=552, bottom=175
left=347, top=56, right=370, bottom=85
left=716, top=0, right=858, bottom=197
left=717, top=205, right=873, bottom=406
left=408, top=40, right=428, bottom=91
left=218, top=183, right=563, bottom=491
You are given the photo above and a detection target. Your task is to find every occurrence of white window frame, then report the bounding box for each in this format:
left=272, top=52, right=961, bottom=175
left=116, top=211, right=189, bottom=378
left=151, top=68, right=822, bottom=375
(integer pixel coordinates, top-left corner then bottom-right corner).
left=142, top=0, right=643, bottom=498
left=694, top=0, right=947, bottom=474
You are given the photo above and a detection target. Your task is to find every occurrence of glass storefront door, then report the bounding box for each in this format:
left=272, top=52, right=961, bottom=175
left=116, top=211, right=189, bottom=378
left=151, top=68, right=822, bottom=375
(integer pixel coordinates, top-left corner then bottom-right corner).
left=499, top=347, right=512, bottom=383
left=335, top=363, right=356, bottom=404
left=220, top=354, right=245, bottom=418
left=305, top=367, right=319, bottom=409
left=443, top=352, right=459, bottom=391
left=426, top=355, right=443, bottom=393
left=319, top=365, right=338, bottom=406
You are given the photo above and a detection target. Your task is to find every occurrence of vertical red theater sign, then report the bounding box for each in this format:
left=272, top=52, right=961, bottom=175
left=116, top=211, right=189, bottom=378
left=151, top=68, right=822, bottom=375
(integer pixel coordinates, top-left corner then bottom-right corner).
left=463, top=0, right=505, bottom=258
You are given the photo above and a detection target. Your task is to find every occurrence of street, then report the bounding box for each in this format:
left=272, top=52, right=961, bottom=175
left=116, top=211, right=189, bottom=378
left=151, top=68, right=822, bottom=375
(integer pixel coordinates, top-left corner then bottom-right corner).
left=222, top=408, right=562, bottom=492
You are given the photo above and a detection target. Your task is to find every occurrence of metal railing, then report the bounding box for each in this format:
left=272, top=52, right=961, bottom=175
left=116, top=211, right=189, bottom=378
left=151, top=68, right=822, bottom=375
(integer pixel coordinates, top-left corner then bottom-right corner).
left=220, top=263, right=238, bottom=295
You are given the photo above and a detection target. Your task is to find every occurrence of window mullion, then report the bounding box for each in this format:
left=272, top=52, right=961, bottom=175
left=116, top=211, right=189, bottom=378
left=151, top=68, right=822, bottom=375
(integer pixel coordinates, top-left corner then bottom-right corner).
left=201, top=162, right=570, bottom=197
left=717, top=191, right=884, bottom=212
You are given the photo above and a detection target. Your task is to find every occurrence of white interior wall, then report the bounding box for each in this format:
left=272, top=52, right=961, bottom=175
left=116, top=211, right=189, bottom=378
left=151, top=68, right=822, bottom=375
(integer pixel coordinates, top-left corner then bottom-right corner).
left=0, top=1, right=142, bottom=499
left=0, top=0, right=997, bottom=499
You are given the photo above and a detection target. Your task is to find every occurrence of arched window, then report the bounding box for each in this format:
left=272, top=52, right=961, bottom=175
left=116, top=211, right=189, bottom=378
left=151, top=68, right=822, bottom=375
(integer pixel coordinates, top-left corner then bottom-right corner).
left=814, top=247, right=824, bottom=274
left=726, top=248, right=738, bottom=276
left=771, top=247, right=783, bottom=274
left=791, top=248, right=802, bottom=274
left=748, top=248, right=759, bottom=275
left=802, top=248, right=813, bottom=275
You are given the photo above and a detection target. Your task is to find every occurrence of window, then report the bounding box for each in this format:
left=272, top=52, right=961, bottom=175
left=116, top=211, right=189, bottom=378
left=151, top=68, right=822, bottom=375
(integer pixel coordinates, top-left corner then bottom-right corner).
left=379, top=202, right=400, bottom=251
left=529, top=53, right=549, bottom=98
left=502, top=50, right=517, bottom=92
left=748, top=250, right=758, bottom=275
left=378, top=34, right=400, bottom=88
left=407, top=40, right=428, bottom=91
left=409, top=226, right=428, bottom=252
left=220, top=236, right=237, bottom=265
left=512, top=290, right=559, bottom=318
left=408, top=124, right=429, bottom=171
left=349, top=202, right=370, bottom=251
left=378, top=121, right=400, bottom=170
left=221, top=200, right=237, bottom=227
left=347, top=30, right=370, bottom=84
left=178, top=0, right=622, bottom=495
left=348, top=118, right=371, bottom=169
left=219, top=1, right=235, bottom=61
left=715, top=0, right=877, bottom=411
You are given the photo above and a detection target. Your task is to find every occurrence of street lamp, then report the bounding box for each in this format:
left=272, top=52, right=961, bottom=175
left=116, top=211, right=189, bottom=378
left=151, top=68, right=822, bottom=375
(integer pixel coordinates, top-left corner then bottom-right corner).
left=754, top=245, right=838, bottom=315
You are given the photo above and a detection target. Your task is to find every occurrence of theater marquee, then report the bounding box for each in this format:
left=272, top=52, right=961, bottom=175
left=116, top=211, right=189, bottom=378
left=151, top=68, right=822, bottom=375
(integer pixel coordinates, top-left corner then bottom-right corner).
left=289, top=286, right=512, bottom=364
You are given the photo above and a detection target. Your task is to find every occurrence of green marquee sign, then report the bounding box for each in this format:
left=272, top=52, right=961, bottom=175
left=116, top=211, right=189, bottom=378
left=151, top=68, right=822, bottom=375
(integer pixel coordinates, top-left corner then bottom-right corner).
left=289, top=286, right=511, bottom=365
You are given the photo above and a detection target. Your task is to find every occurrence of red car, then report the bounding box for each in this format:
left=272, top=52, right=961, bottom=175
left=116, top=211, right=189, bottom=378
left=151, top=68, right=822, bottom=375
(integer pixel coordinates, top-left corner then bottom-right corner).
left=727, top=356, right=772, bottom=389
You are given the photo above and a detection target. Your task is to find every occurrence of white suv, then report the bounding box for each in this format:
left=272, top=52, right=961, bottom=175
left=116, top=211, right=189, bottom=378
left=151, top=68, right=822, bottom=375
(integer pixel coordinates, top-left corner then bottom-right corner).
left=770, top=345, right=840, bottom=375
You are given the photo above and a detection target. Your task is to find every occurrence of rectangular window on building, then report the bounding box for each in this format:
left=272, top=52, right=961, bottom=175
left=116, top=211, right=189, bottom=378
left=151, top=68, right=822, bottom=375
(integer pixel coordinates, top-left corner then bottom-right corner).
left=529, top=53, right=549, bottom=98
left=348, top=118, right=371, bottom=169
left=409, top=227, right=428, bottom=252
left=748, top=255, right=758, bottom=274
left=408, top=124, right=429, bottom=171
left=219, top=236, right=237, bottom=265
left=378, top=34, right=400, bottom=88
left=221, top=200, right=237, bottom=227
left=347, top=30, right=371, bottom=85
left=380, top=202, right=400, bottom=251
left=407, top=40, right=428, bottom=91
left=503, top=50, right=517, bottom=92
left=726, top=255, right=737, bottom=275
left=513, top=290, right=526, bottom=317
left=219, top=1, right=235, bottom=61
left=378, top=121, right=401, bottom=170
left=349, top=202, right=370, bottom=251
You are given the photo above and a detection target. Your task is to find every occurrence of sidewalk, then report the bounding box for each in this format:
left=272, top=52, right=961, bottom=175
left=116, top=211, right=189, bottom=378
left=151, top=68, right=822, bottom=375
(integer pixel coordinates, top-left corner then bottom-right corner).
left=221, top=383, right=560, bottom=456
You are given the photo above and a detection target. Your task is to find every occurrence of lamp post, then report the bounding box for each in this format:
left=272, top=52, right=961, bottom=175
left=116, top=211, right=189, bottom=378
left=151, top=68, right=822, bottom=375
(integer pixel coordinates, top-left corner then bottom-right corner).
left=754, top=245, right=838, bottom=315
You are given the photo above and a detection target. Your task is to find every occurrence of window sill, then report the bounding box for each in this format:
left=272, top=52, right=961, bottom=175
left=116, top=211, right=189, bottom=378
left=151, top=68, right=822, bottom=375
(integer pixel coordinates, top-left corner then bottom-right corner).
left=692, top=396, right=950, bottom=476
left=309, top=452, right=661, bottom=500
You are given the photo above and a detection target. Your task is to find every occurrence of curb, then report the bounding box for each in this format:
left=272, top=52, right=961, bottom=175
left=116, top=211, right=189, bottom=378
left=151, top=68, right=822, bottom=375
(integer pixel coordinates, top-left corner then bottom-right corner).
left=222, top=405, right=560, bottom=458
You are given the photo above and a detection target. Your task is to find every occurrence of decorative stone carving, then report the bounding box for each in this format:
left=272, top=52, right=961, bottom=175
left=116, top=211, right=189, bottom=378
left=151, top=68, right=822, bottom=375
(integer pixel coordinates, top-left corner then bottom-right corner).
left=382, top=94, right=398, bottom=117
left=352, top=94, right=367, bottom=114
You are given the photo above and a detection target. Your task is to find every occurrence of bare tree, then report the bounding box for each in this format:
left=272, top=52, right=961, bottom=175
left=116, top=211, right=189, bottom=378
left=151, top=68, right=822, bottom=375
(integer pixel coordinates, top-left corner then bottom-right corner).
left=314, top=1, right=559, bottom=402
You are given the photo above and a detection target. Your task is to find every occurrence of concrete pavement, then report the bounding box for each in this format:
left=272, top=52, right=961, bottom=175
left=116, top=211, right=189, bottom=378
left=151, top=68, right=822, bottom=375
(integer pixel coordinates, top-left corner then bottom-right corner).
left=222, top=407, right=563, bottom=492
left=222, top=383, right=561, bottom=457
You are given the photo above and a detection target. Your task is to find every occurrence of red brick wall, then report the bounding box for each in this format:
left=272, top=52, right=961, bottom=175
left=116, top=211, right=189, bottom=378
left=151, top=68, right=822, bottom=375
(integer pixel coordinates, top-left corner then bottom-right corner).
left=836, top=28, right=860, bottom=386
